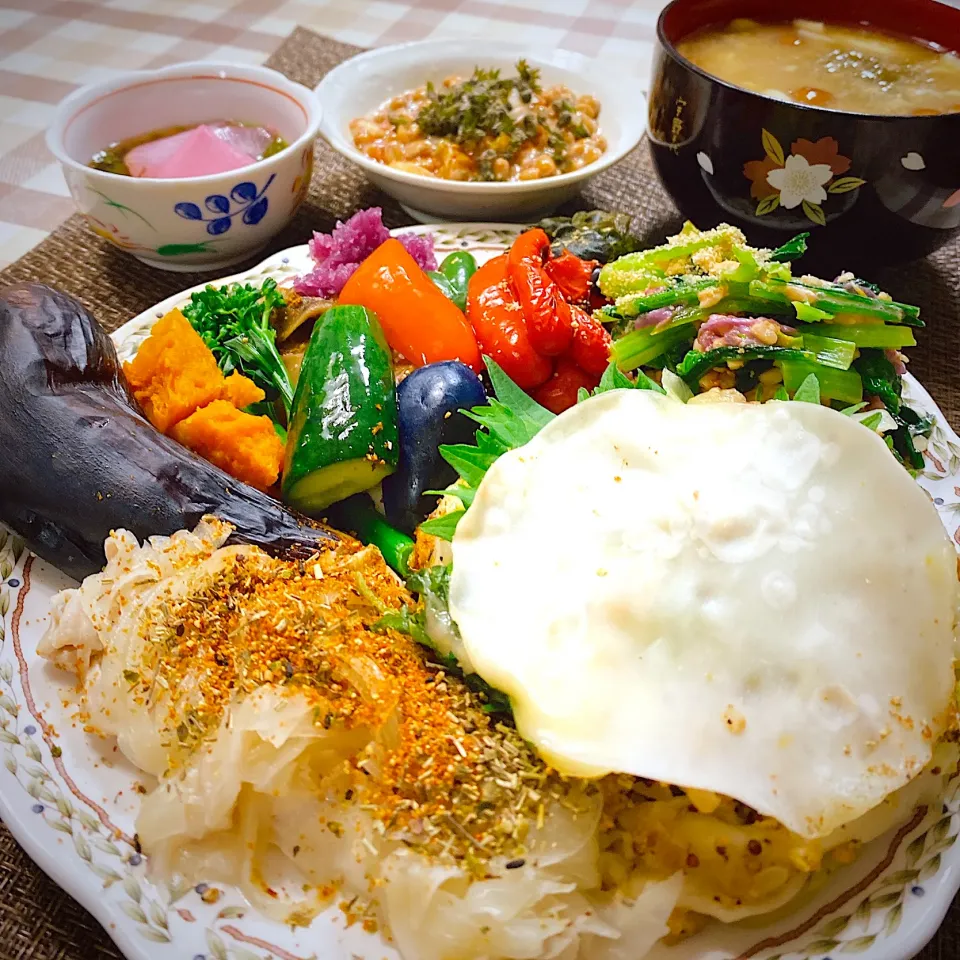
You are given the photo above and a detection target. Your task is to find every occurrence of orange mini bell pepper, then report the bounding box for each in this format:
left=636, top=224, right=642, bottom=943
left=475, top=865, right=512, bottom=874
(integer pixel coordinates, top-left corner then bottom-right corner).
left=339, top=238, right=481, bottom=371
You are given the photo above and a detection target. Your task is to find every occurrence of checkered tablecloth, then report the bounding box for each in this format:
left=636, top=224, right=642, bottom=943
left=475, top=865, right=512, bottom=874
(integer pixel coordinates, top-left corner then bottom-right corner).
left=0, top=0, right=662, bottom=269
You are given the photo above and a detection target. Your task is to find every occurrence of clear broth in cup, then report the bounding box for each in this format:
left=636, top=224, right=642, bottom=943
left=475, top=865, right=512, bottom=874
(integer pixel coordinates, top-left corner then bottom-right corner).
left=89, top=121, right=287, bottom=178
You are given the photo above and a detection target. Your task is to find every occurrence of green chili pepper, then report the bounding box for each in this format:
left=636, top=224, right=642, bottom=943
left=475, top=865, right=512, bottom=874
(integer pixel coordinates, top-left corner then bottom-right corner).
left=326, top=494, right=414, bottom=578
left=437, top=251, right=478, bottom=311
left=427, top=271, right=460, bottom=306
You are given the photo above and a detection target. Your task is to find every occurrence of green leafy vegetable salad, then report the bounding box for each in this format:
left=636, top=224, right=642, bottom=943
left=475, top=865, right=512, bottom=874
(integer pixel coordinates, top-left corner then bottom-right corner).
left=593, top=221, right=930, bottom=470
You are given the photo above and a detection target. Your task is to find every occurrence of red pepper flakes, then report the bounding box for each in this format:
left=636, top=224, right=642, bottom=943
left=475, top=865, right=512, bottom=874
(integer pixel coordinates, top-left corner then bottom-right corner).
left=137, top=539, right=574, bottom=869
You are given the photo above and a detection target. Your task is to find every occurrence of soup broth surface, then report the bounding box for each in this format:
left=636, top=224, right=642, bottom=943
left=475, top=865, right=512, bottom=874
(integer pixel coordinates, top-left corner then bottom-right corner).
left=89, top=121, right=287, bottom=178
left=677, top=18, right=960, bottom=115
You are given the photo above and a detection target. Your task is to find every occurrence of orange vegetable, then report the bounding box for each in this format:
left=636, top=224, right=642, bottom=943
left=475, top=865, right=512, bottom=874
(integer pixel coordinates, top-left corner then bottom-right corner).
left=468, top=253, right=510, bottom=295
left=124, top=310, right=222, bottom=432
left=466, top=254, right=552, bottom=390
left=123, top=309, right=279, bottom=490
left=170, top=400, right=284, bottom=492
left=544, top=250, right=598, bottom=305
left=123, top=309, right=264, bottom=432
left=567, top=303, right=613, bottom=377
left=507, top=228, right=573, bottom=356
left=222, top=371, right=265, bottom=409
left=338, top=238, right=481, bottom=371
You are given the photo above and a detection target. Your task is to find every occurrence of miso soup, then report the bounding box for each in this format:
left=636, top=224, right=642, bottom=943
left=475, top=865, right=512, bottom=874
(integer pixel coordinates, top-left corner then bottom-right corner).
left=676, top=18, right=960, bottom=115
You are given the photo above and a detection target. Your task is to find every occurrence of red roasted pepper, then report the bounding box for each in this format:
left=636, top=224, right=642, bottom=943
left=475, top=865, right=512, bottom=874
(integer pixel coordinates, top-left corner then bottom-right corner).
left=545, top=250, right=599, bottom=305
left=532, top=356, right=600, bottom=414
left=466, top=254, right=553, bottom=390
left=467, top=239, right=611, bottom=402
left=507, top=229, right=573, bottom=357
left=568, top=304, right=613, bottom=377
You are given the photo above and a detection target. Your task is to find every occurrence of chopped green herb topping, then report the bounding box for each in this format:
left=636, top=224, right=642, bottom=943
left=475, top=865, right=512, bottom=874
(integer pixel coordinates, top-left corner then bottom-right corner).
left=415, top=60, right=593, bottom=180
left=418, top=61, right=542, bottom=146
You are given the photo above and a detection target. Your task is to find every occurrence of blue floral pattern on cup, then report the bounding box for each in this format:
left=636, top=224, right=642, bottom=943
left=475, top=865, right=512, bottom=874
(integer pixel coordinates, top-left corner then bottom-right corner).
left=173, top=175, right=275, bottom=235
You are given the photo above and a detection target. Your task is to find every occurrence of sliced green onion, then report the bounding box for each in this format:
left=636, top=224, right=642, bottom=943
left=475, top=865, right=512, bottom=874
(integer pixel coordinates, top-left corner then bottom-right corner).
left=800, top=334, right=857, bottom=371
left=794, top=302, right=833, bottom=322
left=727, top=246, right=761, bottom=283
left=810, top=323, right=916, bottom=349
left=612, top=321, right=696, bottom=371
left=613, top=278, right=717, bottom=316
left=677, top=345, right=809, bottom=384
left=748, top=279, right=921, bottom=326
left=628, top=235, right=718, bottom=266
left=778, top=358, right=863, bottom=404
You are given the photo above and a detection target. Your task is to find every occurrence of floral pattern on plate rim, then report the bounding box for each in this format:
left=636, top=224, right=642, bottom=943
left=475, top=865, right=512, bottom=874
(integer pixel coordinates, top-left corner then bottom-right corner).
left=0, top=539, right=321, bottom=959
left=2, top=225, right=960, bottom=960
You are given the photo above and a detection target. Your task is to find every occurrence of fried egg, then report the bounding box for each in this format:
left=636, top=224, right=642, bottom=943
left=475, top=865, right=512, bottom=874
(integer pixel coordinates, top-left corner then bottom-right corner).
left=449, top=390, right=959, bottom=839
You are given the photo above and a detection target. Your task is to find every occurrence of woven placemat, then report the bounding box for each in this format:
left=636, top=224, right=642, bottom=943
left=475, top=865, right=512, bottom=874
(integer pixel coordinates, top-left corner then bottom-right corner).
left=0, top=24, right=957, bottom=960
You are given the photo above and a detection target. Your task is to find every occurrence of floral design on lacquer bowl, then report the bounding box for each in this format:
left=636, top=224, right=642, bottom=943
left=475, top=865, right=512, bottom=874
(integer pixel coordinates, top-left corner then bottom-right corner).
left=899, top=152, right=960, bottom=211
left=649, top=0, right=960, bottom=266
left=743, top=132, right=866, bottom=225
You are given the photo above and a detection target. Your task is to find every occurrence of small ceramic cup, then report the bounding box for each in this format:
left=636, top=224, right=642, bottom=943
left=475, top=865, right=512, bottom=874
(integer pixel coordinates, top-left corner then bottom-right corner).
left=46, top=61, right=322, bottom=272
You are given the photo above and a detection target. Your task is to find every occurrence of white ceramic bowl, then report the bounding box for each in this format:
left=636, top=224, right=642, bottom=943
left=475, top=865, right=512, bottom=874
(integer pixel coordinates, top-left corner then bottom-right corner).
left=46, top=62, right=321, bottom=272
left=315, top=40, right=646, bottom=223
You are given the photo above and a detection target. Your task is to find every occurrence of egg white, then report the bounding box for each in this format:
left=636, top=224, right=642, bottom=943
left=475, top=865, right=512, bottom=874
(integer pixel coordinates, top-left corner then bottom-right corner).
left=449, top=390, right=959, bottom=839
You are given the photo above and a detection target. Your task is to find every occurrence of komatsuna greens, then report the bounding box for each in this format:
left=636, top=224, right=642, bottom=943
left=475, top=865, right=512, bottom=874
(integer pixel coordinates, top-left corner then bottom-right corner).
left=596, top=221, right=929, bottom=467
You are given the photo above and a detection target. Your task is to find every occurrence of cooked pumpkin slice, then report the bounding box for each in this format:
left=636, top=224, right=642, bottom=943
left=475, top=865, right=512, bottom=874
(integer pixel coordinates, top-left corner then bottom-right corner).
left=171, top=400, right=283, bottom=492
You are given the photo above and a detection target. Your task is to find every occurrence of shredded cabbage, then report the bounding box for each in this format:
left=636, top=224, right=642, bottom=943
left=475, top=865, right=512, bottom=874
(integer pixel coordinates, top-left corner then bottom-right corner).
left=38, top=520, right=957, bottom=959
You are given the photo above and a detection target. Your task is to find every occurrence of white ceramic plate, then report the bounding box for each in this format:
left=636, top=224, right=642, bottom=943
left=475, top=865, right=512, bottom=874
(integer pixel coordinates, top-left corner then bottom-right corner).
left=314, top=41, right=646, bottom=223
left=2, top=224, right=960, bottom=960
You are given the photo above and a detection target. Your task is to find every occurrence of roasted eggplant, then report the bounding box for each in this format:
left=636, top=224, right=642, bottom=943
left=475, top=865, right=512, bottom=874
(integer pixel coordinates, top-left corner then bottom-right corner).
left=275, top=290, right=333, bottom=342
left=0, top=283, right=336, bottom=580
left=382, top=361, right=487, bottom=534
